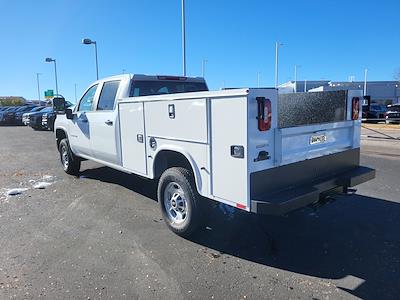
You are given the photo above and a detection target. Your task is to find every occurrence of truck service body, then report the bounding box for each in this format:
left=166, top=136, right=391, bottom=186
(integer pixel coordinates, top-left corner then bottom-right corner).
left=54, top=74, right=375, bottom=236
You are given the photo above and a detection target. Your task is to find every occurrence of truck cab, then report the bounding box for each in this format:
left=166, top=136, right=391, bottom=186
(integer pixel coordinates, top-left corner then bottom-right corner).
left=56, top=74, right=208, bottom=165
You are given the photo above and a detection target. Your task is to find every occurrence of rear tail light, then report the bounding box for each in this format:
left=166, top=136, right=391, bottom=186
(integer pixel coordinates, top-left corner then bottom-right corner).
left=256, top=97, right=272, bottom=131
left=352, top=97, right=360, bottom=120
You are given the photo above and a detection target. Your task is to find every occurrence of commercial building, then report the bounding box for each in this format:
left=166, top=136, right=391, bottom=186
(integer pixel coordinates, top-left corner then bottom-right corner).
left=279, top=81, right=400, bottom=105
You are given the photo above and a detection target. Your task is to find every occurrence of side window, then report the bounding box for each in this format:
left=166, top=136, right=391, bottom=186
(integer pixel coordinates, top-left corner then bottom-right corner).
left=78, top=84, right=98, bottom=112
left=97, top=81, right=120, bottom=111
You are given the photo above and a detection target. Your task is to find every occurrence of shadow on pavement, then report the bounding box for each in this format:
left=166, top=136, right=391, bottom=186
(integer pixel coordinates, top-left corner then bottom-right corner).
left=80, top=166, right=400, bottom=300
left=80, top=166, right=158, bottom=201
left=193, top=194, right=400, bottom=300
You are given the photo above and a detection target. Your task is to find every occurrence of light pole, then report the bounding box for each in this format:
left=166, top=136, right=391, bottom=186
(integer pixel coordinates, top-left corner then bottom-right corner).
left=364, top=68, right=368, bottom=96
left=45, top=58, right=58, bottom=96
left=201, top=59, right=208, bottom=77
left=275, top=42, right=283, bottom=88
left=82, top=38, right=99, bottom=80
left=294, top=65, right=300, bottom=93
left=304, top=79, right=307, bottom=92
left=122, top=69, right=126, bottom=74
left=257, top=72, right=261, bottom=88
left=36, top=73, right=41, bottom=102
left=74, top=83, right=78, bottom=102
left=181, top=0, right=186, bottom=76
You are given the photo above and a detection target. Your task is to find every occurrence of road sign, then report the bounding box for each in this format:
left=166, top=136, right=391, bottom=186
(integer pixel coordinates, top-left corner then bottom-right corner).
left=44, top=90, right=54, bottom=99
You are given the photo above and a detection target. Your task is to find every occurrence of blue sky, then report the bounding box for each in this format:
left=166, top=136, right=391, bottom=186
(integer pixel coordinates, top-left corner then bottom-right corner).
left=0, top=0, right=399, bottom=102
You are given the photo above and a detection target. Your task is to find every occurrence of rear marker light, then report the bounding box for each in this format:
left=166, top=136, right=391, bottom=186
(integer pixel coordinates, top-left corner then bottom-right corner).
left=256, top=97, right=272, bottom=131
left=157, top=76, right=187, bottom=81
left=236, top=203, right=246, bottom=210
left=352, top=97, right=360, bottom=120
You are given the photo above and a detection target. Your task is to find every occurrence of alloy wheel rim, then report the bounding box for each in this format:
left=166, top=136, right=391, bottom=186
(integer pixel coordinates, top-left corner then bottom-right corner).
left=163, top=182, right=187, bottom=225
left=61, top=145, right=69, bottom=169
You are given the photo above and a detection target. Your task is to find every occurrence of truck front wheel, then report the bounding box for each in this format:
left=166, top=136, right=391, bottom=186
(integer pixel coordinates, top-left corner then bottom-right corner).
left=59, top=138, right=81, bottom=175
left=158, top=167, right=201, bottom=237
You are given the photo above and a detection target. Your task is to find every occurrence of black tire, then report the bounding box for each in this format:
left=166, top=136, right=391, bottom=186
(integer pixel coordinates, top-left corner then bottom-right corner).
left=58, top=138, right=81, bottom=175
left=158, top=167, right=202, bottom=237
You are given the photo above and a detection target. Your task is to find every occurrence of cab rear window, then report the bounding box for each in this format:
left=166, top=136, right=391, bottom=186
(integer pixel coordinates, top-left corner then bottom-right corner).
left=130, top=80, right=208, bottom=97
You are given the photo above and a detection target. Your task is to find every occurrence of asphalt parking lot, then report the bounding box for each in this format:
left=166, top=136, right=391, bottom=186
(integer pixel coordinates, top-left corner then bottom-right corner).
left=0, top=126, right=399, bottom=299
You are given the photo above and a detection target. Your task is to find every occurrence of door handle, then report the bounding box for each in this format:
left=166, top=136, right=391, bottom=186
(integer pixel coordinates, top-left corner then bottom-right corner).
left=105, top=120, right=113, bottom=126
left=137, top=134, right=144, bottom=143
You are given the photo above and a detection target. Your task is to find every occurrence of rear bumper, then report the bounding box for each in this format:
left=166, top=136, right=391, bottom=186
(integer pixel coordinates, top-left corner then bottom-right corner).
left=250, top=149, right=375, bottom=215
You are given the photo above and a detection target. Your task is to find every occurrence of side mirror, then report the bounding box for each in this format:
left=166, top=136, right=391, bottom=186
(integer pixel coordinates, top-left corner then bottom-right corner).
left=53, top=97, right=66, bottom=114
left=66, top=108, right=74, bottom=119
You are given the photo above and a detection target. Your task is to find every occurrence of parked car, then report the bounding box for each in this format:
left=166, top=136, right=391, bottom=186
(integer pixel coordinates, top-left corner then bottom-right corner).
left=42, top=99, right=74, bottom=131
left=29, top=107, right=53, bottom=130
left=11, top=105, right=38, bottom=125
left=22, top=106, right=46, bottom=125
left=362, top=104, right=387, bottom=122
left=41, top=109, right=56, bottom=131
left=385, top=104, right=400, bottom=124
left=0, top=106, right=19, bottom=124
left=0, top=105, right=36, bottom=125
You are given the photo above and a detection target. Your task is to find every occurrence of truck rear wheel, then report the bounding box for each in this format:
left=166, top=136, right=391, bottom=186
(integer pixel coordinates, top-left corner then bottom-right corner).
left=59, top=138, right=81, bottom=176
left=158, top=167, right=201, bottom=237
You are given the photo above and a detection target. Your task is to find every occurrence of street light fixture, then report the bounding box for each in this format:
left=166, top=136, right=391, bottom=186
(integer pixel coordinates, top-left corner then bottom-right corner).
left=82, top=38, right=99, bottom=80
left=45, top=57, right=58, bottom=96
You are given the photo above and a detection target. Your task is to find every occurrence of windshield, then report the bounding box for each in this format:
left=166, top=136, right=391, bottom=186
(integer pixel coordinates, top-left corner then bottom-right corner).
left=41, top=107, right=53, bottom=113
left=130, top=80, right=208, bottom=97
left=16, top=106, right=33, bottom=112
left=389, top=106, right=400, bottom=112
left=31, top=106, right=44, bottom=112
left=370, top=104, right=386, bottom=111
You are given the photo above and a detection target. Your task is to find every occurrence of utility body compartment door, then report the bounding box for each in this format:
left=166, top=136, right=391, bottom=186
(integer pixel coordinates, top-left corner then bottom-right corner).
left=211, top=96, right=248, bottom=207
left=119, top=102, right=147, bottom=175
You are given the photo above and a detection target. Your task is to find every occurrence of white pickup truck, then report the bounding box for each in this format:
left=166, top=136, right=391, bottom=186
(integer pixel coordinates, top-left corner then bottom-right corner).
left=53, top=74, right=375, bottom=236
